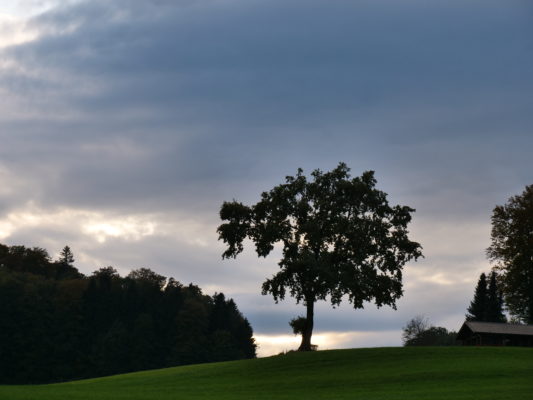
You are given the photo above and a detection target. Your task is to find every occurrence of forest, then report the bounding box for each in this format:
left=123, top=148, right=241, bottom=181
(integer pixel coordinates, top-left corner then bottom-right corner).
left=0, top=244, right=256, bottom=384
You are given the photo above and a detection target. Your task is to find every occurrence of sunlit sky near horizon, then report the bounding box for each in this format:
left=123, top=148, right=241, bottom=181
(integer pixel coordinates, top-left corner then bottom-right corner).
left=1, top=0, right=532, bottom=357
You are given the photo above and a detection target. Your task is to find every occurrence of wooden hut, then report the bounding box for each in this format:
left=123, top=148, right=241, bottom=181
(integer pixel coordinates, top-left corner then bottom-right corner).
left=457, top=321, right=533, bottom=346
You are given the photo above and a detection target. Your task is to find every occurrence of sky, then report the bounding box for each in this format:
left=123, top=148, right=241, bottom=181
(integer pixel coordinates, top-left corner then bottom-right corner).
left=1, top=0, right=532, bottom=356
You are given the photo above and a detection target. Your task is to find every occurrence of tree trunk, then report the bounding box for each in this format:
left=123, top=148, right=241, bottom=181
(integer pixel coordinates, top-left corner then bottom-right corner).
left=298, top=299, right=314, bottom=351
left=529, top=262, right=533, bottom=324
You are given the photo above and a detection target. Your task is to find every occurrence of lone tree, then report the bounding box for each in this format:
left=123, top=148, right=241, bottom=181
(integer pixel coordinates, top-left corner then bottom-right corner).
left=217, top=163, right=422, bottom=351
left=487, top=184, right=533, bottom=323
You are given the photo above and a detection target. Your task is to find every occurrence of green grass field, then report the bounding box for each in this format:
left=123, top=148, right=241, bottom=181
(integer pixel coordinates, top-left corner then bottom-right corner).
left=1, top=347, right=532, bottom=400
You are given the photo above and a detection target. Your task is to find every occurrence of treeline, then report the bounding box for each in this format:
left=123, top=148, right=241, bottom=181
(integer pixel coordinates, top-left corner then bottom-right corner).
left=0, top=244, right=256, bottom=384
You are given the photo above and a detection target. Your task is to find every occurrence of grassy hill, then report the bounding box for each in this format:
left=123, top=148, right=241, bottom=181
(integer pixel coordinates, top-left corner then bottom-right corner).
left=1, top=347, right=532, bottom=399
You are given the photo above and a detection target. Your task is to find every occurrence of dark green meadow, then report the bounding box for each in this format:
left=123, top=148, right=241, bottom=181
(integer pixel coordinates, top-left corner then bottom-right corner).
left=1, top=347, right=532, bottom=400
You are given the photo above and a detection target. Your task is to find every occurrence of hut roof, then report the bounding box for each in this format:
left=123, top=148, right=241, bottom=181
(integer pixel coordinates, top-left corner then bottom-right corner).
left=457, top=321, right=533, bottom=339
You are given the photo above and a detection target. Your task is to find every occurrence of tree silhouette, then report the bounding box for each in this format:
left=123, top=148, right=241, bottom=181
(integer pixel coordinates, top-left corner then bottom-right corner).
left=486, top=271, right=506, bottom=323
left=466, top=271, right=506, bottom=323
left=402, top=315, right=430, bottom=344
left=58, top=246, right=75, bottom=266
left=466, top=273, right=488, bottom=321
left=0, top=243, right=256, bottom=384
left=488, top=184, right=533, bottom=323
left=218, top=163, right=422, bottom=350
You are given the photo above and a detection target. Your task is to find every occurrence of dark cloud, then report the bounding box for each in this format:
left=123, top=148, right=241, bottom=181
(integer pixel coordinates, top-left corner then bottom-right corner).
left=3, top=0, right=532, bottom=211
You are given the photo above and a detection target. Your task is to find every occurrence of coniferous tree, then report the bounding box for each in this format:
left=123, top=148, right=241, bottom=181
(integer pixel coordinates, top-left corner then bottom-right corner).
left=59, top=246, right=75, bottom=266
left=486, top=271, right=506, bottom=323
left=466, top=273, right=488, bottom=321
left=54, top=245, right=81, bottom=279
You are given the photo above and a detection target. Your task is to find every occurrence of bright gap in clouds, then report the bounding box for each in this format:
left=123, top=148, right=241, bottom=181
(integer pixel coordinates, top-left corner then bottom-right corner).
left=0, top=0, right=84, bottom=47
left=255, top=331, right=401, bottom=357
left=0, top=207, right=157, bottom=243
left=0, top=0, right=74, bottom=18
left=83, top=219, right=156, bottom=244
left=0, top=14, right=38, bottom=48
left=0, top=1, right=46, bottom=48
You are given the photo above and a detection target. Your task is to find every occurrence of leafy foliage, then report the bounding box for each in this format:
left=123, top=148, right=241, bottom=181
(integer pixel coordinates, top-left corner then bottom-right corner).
left=487, top=185, right=533, bottom=323
left=0, top=243, right=256, bottom=384
left=402, top=316, right=457, bottom=346
left=218, top=163, right=422, bottom=350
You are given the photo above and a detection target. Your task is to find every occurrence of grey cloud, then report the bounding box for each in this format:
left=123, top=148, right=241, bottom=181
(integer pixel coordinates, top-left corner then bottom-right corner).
left=6, top=0, right=533, bottom=121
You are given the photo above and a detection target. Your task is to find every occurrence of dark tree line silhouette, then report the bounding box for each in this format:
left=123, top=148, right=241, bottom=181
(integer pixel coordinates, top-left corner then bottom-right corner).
left=466, top=271, right=506, bottom=323
left=0, top=243, right=256, bottom=384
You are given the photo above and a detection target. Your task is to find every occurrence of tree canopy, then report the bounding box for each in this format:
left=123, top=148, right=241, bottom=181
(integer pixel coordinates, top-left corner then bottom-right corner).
left=218, top=163, right=422, bottom=350
left=487, top=184, right=533, bottom=323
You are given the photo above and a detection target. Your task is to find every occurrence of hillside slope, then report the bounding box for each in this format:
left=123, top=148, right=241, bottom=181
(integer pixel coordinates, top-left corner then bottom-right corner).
left=1, top=347, right=532, bottom=400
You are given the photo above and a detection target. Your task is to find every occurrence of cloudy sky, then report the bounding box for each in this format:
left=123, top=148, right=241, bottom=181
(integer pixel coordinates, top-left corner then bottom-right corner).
left=1, top=0, right=532, bottom=356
